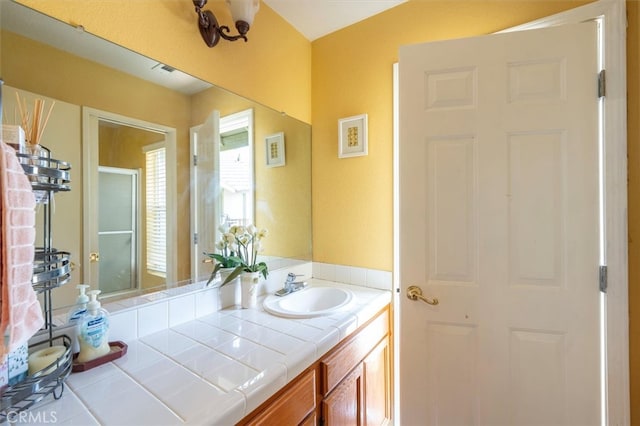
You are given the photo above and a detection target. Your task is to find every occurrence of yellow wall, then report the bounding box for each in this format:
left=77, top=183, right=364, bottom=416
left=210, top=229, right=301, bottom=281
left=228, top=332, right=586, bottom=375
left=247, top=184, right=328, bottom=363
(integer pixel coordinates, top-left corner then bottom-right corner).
left=15, top=0, right=312, bottom=124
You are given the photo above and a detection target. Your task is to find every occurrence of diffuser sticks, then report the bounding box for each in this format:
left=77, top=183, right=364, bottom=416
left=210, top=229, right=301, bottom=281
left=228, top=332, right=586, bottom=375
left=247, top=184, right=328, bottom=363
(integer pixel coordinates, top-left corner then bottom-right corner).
left=14, top=93, right=55, bottom=146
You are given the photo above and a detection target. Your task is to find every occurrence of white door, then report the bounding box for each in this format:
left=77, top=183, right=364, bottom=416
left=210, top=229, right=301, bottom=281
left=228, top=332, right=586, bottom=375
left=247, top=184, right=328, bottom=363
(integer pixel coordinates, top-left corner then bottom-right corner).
left=399, top=22, right=600, bottom=425
left=190, top=110, right=221, bottom=281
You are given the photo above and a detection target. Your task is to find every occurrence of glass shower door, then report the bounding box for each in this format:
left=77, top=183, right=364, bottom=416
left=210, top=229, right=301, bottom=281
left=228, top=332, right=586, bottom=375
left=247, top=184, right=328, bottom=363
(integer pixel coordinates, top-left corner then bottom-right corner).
left=98, top=166, right=138, bottom=295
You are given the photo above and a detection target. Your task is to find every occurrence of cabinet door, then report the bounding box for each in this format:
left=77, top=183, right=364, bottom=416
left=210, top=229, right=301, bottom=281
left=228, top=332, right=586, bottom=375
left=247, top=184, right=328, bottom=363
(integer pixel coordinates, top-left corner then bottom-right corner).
left=242, top=369, right=317, bottom=426
left=322, top=363, right=364, bottom=426
left=363, top=337, right=391, bottom=426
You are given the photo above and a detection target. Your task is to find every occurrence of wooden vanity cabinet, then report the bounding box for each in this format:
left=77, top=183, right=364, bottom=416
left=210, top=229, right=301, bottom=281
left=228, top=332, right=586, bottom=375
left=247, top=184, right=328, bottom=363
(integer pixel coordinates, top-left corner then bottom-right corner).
left=238, top=305, right=391, bottom=426
left=320, top=308, right=391, bottom=426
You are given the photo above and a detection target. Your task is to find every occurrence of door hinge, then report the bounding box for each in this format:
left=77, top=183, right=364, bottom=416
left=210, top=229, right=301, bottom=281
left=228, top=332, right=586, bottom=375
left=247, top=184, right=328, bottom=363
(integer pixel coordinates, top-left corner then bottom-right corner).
left=598, top=69, right=606, bottom=98
left=193, top=154, right=198, bottom=166
left=193, top=233, right=198, bottom=245
left=599, top=265, right=607, bottom=293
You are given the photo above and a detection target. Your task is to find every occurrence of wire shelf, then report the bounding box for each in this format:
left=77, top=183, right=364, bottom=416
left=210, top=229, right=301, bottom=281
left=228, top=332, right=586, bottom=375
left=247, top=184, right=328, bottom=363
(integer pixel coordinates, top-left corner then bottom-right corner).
left=32, top=249, right=72, bottom=293
left=5, top=144, right=74, bottom=418
left=0, top=335, right=72, bottom=421
left=16, top=147, right=71, bottom=197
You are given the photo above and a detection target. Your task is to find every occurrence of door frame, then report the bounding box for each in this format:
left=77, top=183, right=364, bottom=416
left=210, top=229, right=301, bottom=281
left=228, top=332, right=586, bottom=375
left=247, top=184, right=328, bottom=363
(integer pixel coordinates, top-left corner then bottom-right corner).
left=189, top=123, right=204, bottom=281
left=82, top=107, right=178, bottom=289
left=392, top=0, right=629, bottom=423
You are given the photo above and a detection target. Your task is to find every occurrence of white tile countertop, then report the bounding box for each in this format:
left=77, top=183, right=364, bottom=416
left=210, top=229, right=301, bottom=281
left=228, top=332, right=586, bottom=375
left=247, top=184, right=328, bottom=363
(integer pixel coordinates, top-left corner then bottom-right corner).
left=21, top=280, right=391, bottom=426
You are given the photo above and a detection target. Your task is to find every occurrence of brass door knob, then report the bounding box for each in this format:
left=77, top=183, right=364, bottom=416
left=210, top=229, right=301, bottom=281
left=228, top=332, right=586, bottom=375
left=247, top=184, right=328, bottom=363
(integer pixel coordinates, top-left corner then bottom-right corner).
left=407, top=285, right=439, bottom=305
left=89, top=252, right=100, bottom=263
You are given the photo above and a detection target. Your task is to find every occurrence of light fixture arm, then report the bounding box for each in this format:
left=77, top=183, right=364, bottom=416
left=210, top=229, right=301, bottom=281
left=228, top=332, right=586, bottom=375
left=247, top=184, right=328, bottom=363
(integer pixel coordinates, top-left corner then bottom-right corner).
left=193, top=0, right=251, bottom=48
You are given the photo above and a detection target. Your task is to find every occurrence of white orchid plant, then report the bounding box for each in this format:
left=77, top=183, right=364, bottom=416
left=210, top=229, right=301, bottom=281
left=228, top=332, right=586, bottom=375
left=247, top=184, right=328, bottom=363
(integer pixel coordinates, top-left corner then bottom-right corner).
left=204, top=224, right=268, bottom=287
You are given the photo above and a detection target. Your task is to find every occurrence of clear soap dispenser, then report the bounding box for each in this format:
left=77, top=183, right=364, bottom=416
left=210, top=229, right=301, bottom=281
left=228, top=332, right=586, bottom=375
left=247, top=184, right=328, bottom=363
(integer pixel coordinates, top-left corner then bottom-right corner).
left=67, top=284, right=90, bottom=324
left=76, top=290, right=110, bottom=363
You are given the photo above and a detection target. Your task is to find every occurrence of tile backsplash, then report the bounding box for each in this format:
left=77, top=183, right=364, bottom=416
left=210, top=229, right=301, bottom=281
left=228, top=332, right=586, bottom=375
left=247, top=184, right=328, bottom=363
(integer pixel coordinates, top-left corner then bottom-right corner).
left=312, top=262, right=392, bottom=291
left=58, top=262, right=392, bottom=344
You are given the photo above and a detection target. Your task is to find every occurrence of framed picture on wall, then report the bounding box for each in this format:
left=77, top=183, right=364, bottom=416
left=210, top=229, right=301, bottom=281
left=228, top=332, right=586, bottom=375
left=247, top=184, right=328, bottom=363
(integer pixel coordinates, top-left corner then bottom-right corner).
left=338, top=114, right=368, bottom=158
left=265, top=132, right=285, bottom=167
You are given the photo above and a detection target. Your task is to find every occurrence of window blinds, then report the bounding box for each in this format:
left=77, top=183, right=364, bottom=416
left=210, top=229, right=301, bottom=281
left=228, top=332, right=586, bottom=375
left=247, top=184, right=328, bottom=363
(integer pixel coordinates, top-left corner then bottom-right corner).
left=145, top=147, right=166, bottom=276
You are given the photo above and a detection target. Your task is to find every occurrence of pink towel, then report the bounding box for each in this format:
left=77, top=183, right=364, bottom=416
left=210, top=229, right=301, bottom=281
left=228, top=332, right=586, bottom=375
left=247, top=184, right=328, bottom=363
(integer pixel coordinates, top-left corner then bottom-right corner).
left=0, top=141, right=44, bottom=356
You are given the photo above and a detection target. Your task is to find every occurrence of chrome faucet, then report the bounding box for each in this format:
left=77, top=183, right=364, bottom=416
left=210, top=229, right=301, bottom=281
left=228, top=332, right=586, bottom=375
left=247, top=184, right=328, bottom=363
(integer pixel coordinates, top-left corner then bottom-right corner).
left=275, top=273, right=307, bottom=296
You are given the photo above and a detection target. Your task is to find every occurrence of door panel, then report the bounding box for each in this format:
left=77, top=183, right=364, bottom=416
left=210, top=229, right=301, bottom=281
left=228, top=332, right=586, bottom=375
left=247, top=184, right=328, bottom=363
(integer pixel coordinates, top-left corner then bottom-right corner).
left=427, top=136, right=476, bottom=283
left=399, top=22, right=599, bottom=425
left=425, top=323, right=477, bottom=425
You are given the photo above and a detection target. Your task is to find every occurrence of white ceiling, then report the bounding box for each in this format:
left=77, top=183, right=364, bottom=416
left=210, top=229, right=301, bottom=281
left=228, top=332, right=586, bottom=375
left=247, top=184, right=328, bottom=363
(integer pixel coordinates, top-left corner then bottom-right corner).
left=263, top=0, right=408, bottom=41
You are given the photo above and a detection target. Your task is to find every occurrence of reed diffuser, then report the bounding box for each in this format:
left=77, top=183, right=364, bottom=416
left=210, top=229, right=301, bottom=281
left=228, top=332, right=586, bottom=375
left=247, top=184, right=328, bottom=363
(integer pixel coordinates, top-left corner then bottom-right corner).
left=14, top=93, right=55, bottom=147
left=13, top=93, right=56, bottom=203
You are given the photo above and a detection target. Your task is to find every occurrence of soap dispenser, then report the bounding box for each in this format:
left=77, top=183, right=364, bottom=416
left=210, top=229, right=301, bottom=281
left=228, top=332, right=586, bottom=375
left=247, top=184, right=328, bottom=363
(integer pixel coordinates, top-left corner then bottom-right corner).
left=67, top=284, right=90, bottom=324
left=76, top=290, right=110, bottom=363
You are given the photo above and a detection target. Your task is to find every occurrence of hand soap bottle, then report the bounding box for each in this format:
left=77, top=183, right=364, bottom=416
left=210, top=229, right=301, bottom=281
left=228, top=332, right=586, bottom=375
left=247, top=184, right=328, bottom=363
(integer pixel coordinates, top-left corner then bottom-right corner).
left=76, top=290, right=110, bottom=363
left=67, top=284, right=90, bottom=324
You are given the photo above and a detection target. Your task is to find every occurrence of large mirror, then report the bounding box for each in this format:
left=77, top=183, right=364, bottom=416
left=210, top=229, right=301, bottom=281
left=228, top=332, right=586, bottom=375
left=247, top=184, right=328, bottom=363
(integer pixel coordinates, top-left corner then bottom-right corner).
left=0, top=0, right=312, bottom=311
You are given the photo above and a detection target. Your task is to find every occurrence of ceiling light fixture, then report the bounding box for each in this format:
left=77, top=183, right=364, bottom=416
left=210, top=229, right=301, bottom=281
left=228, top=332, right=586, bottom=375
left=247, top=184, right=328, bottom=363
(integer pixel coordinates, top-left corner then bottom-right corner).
left=192, top=0, right=260, bottom=48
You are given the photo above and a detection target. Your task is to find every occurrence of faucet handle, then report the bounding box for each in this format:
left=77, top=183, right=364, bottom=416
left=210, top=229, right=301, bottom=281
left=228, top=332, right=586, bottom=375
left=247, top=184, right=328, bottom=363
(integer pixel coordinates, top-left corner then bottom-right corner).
left=285, top=272, right=302, bottom=282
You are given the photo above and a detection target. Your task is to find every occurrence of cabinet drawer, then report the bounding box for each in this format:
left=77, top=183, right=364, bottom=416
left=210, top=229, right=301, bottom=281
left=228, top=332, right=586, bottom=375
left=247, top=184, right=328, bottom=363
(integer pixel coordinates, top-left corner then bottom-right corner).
left=321, top=308, right=389, bottom=396
left=241, top=368, right=317, bottom=426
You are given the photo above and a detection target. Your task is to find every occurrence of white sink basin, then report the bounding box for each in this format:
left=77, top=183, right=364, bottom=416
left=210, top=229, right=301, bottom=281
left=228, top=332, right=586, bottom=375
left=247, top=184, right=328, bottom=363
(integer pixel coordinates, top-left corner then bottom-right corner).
left=263, top=286, right=354, bottom=318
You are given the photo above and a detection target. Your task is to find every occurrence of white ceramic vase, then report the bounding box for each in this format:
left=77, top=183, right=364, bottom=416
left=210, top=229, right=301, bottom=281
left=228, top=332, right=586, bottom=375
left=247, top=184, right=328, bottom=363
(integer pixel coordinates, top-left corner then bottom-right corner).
left=240, top=271, right=260, bottom=309
left=217, top=268, right=241, bottom=309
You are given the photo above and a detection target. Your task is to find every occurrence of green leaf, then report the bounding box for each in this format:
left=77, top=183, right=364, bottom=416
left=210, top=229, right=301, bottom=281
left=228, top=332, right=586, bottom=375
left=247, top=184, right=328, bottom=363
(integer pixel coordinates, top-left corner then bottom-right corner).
left=205, top=262, right=223, bottom=287
left=221, top=266, right=244, bottom=286
left=253, top=262, right=269, bottom=280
